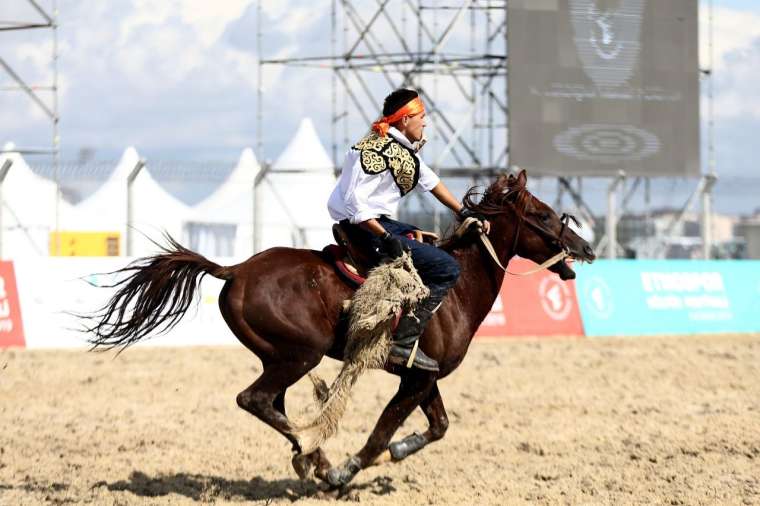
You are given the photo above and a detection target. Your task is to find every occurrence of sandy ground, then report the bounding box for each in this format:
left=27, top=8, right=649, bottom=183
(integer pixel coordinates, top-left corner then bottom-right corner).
left=0, top=334, right=759, bottom=505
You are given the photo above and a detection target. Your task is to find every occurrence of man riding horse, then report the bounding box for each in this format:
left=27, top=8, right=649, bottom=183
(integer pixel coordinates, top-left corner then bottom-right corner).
left=328, top=88, right=489, bottom=372
left=85, top=89, right=596, bottom=491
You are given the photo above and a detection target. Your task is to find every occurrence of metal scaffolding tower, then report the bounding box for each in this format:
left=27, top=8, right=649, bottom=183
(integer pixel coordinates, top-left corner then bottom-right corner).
left=0, top=1, right=60, bottom=156
left=257, top=1, right=714, bottom=259
left=259, top=0, right=508, bottom=179
left=0, top=0, right=61, bottom=253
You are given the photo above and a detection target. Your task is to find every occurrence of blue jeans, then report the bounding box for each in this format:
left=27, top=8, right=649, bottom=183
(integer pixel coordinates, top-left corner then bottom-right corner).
left=341, top=216, right=461, bottom=292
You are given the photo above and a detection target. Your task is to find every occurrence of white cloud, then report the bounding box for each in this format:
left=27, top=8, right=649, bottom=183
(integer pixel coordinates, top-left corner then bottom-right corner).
left=3, top=0, right=760, bottom=174
left=699, top=5, right=760, bottom=70
left=118, top=1, right=174, bottom=45
left=699, top=5, right=760, bottom=121
left=176, top=0, right=252, bottom=45
left=1, top=0, right=335, bottom=159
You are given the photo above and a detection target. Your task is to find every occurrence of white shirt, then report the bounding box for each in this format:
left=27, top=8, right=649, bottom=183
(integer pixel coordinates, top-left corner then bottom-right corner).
left=327, top=127, right=440, bottom=224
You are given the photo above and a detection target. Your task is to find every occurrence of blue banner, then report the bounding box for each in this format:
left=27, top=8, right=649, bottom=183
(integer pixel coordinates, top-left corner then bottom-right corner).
left=574, top=260, right=760, bottom=336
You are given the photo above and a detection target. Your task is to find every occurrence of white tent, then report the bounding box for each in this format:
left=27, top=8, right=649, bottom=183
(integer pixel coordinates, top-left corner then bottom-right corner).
left=259, top=118, right=336, bottom=251
left=190, top=148, right=259, bottom=258
left=61, top=147, right=192, bottom=256
left=0, top=145, right=71, bottom=258
left=130, top=158, right=193, bottom=256
left=59, top=147, right=138, bottom=253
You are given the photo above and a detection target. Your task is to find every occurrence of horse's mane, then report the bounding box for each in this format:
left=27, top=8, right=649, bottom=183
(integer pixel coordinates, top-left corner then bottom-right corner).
left=439, top=173, right=533, bottom=249
left=461, top=173, right=532, bottom=219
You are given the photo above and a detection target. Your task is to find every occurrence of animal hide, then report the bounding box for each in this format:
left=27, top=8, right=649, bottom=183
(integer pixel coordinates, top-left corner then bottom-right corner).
left=294, top=251, right=429, bottom=456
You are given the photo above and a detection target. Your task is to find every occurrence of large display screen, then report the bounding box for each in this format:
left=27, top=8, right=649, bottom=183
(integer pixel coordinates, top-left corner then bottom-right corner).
left=508, top=0, right=700, bottom=177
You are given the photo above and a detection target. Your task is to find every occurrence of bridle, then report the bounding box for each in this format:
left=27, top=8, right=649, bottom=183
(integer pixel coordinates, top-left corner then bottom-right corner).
left=514, top=211, right=578, bottom=255
left=466, top=206, right=578, bottom=276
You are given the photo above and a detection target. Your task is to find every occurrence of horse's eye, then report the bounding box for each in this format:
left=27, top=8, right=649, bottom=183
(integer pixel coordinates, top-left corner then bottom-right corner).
left=539, top=213, right=550, bottom=222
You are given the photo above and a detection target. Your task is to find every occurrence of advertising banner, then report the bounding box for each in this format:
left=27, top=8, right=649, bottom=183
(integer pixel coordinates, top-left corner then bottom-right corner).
left=13, top=257, right=238, bottom=349
left=476, top=258, right=584, bottom=337
left=49, top=231, right=121, bottom=256
left=0, top=261, right=25, bottom=348
left=575, top=260, right=760, bottom=336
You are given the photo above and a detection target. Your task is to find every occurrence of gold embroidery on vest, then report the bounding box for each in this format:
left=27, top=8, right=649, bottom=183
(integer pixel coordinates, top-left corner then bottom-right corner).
left=383, top=143, right=417, bottom=194
left=354, top=132, right=392, bottom=152
left=352, top=132, right=420, bottom=196
left=360, top=150, right=386, bottom=174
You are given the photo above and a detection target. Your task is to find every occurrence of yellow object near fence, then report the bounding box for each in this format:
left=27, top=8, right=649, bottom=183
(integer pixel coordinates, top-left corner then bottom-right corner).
left=49, top=232, right=121, bottom=256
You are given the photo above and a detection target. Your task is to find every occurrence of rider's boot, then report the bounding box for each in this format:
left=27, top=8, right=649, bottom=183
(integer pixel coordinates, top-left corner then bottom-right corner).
left=388, top=288, right=446, bottom=372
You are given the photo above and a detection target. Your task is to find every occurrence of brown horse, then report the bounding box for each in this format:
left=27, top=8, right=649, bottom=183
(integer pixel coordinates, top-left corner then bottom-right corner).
left=85, top=170, right=595, bottom=488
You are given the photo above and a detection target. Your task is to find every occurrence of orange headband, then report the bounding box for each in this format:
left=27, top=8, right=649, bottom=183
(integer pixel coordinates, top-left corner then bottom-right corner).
left=371, top=97, right=425, bottom=137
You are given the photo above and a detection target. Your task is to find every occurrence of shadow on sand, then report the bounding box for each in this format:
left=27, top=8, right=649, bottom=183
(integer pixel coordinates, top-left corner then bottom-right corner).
left=98, top=470, right=396, bottom=502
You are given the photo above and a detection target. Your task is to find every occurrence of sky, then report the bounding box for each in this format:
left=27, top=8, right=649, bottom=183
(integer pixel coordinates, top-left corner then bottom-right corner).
left=1, top=1, right=759, bottom=212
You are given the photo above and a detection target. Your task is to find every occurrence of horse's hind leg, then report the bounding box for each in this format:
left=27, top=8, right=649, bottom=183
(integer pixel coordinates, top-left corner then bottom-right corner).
left=274, top=391, right=332, bottom=480
left=325, top=370, right=436, bottom=487
left=236, top=357, right=324, bottom=452
left=387, top=382, right=449, bottom=461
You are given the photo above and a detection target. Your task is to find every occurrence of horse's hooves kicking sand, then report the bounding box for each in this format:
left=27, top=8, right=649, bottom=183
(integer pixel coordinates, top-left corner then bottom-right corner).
left=292, top=449, right=332, bottom=481
left=326, top=456, right=362, bottom=487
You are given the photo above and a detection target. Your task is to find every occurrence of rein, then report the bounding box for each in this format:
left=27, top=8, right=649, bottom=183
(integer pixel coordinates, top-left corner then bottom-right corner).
left=456, top=216, right=570, bottom=276
left=479, top=231, right=568, bottom=276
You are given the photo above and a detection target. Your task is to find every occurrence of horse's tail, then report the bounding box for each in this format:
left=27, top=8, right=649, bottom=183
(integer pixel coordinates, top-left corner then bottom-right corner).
left=83, top=234, right=235, bottom=351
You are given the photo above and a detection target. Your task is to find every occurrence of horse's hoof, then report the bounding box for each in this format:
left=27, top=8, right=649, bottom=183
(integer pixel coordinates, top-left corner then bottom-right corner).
left=314, top=465, right=330, bottom=483
left=326, top=456, right=361, bottom=487
left=292, top=453, right=315, bottom=480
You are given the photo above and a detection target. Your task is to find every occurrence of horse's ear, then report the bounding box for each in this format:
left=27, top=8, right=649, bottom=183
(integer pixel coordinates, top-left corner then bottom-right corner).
left=517, top=169, right=527, bottom=188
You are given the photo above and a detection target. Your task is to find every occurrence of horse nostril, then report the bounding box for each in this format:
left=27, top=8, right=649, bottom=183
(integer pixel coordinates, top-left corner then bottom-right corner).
left=583, top=245, right=594, bottom=257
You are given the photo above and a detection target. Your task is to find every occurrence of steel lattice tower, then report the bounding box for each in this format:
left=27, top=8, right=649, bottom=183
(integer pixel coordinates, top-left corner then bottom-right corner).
left=259, top=0, right=508, bottom=179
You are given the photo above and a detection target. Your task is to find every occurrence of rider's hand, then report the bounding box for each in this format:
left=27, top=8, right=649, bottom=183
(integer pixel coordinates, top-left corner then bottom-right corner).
left=459, top=208, right=491, bottom=235
left=379, top=231, right=405, bottom=259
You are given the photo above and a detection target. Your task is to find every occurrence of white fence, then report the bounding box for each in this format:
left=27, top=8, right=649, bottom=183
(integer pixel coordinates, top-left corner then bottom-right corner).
left=14, top=257, right=238, bottom=349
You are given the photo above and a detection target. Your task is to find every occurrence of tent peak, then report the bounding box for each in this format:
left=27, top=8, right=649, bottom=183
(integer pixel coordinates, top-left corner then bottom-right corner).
left=273, top=117, right=334, bottom=172
left=237, top=147, right=259, bottom=168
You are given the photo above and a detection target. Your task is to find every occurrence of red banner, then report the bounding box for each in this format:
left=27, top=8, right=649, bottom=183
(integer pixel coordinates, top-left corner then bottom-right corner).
left=475, top=258, right=584, bottom=338
left=0, top=261, right=25, bottom=347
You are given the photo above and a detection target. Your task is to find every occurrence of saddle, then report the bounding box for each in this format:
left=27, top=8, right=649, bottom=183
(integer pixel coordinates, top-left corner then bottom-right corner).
left=324, top=222, right=438, bottom=287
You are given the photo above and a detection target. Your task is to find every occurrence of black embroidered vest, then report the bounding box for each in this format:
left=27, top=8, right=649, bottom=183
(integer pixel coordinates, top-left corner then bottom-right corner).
left=351, top=132, right=420, bottom=196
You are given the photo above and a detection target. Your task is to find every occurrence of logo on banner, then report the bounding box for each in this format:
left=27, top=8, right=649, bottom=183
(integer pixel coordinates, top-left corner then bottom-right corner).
left=584, top=276, right=614, bottom=319
left=538, top=277, right=573, bottom=321
left=482, top=294, right=506, bottom=327
left=0, top=276, right=12, bottom=332
left=569, top=0, right=646, bottom=87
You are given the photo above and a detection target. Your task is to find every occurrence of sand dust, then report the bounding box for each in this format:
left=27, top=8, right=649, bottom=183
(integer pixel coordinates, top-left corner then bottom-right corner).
left=1, top=334, right=759, bottom=505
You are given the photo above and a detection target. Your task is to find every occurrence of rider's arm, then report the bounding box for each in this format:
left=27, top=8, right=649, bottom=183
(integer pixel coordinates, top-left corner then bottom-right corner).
left=359, top=218, right=387, bottom=237
left=430, top=182, right=464, bottom=213
left=360, top=218, right=404, bottom=258
left=430, top=181, right=491, bottom=234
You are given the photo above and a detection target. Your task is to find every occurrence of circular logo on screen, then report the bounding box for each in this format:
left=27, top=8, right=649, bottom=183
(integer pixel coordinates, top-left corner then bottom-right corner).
left=583, top=276, right=614, bottom=319
left=538, top=276, right=573, bottom=321
left=553, top=124, right=660, bottom=164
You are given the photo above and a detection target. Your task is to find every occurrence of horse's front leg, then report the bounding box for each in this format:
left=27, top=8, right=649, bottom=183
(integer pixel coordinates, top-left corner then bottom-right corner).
left=388, top=382, right=449, bottom=461
left=325, top=370, right=436, bottom=488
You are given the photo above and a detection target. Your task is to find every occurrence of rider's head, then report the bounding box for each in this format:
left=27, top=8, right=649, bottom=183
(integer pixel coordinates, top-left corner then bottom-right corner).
left=377, top=89, right=426, bottom=142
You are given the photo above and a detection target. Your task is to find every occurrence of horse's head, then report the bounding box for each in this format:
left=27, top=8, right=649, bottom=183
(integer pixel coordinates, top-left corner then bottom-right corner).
left=462, top=170, right=596, bottom=280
